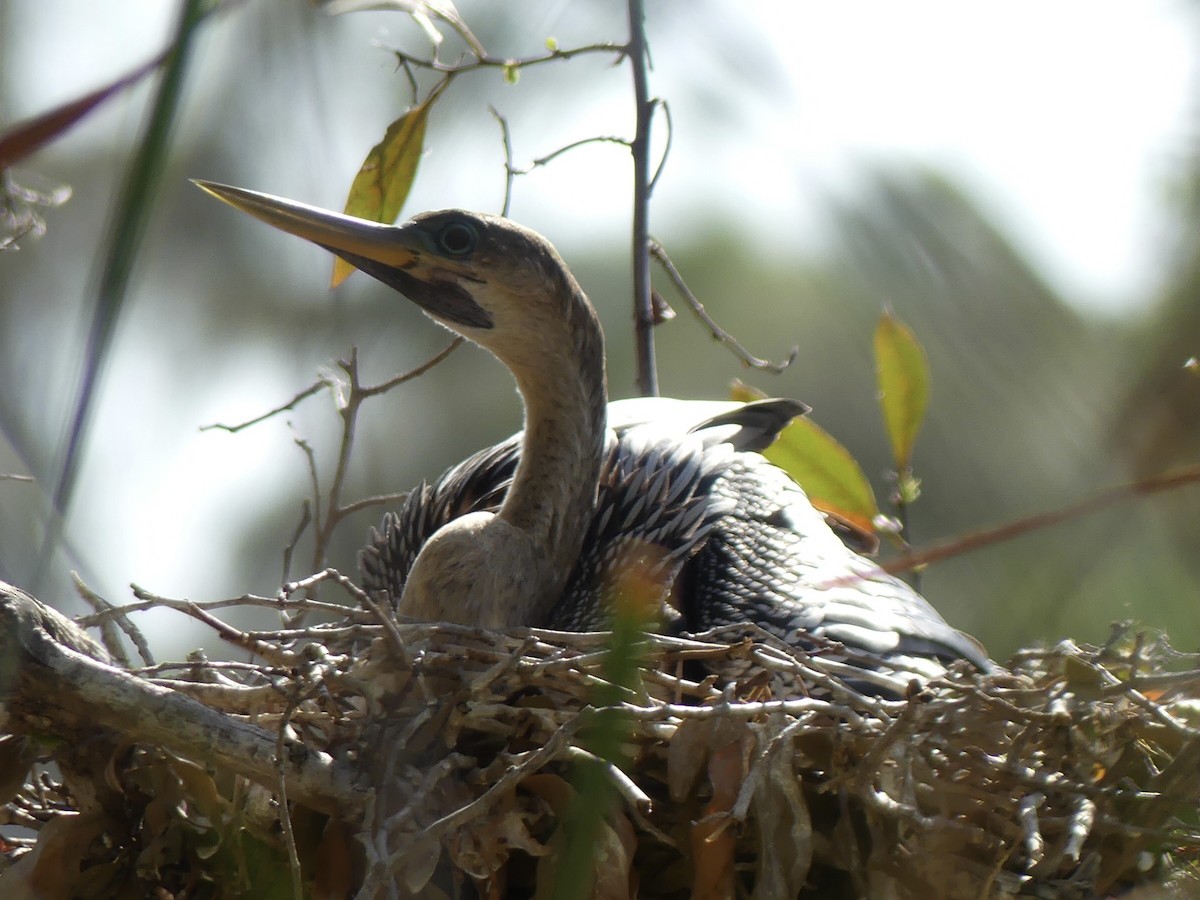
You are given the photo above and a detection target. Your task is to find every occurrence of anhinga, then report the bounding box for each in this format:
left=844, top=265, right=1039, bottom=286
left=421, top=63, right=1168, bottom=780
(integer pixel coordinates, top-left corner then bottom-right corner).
left=196, top=181, right=990, bottom=683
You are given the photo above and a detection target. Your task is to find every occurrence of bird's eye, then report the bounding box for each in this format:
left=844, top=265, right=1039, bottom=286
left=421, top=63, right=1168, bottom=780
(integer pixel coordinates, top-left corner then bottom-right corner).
left=438, top=221, right=477, bottom=257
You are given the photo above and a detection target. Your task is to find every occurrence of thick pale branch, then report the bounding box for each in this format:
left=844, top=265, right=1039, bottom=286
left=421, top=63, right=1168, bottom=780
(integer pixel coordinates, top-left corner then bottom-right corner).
left=0, top=583, right=361, bottom=819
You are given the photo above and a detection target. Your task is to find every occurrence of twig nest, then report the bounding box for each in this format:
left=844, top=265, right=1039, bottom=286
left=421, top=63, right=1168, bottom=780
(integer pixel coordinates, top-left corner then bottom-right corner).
left=3, top=594, right=1199, bottom=899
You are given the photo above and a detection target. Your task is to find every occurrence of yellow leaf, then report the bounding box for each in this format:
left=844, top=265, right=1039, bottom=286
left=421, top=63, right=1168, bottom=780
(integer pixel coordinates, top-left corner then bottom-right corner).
left=331, top=91, right=437, bottom=287
left=874, top=311, right=930, bottom=471
left=731, top=382, right=880, bottom=535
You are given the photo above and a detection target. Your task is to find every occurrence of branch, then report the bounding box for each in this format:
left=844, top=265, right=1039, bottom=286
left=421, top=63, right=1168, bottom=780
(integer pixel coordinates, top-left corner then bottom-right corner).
left=627, top=0, right=657, bottom=396
left=490, top=106, right=516, bottom=217
left=491, top=107, right=632, bottom=217
left=70, top=571, right=146, bottom=668
left=76, top=586, right=358, bottom=628
left=196, top=337, right=462, bottom=591
left=382, top=41, right=627, bottom=77
left=885, top=462, right=1200, bottom=575
left=647, top=98, right=673, bottom=194
left=0, top=582, right=361, bottom=819
left=310, top=338, right=462, bottom=576
left=357, top=336, right=462, bottom=398
left=649, top=240, right=799, bottom=373
left=201, top=379, right=325, bottom=432
left=518, top=134, right=632, bottom=173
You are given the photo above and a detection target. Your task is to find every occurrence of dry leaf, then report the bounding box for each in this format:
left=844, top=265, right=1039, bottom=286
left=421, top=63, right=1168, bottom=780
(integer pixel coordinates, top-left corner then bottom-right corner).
left=689, top=737, right=747, bottom=900
left=750, top=725, right=811, bottom=899
left=0, top=811, right=109, bottom=898
left=668, top=716, right=745, bottom=803
left=314, top=819, right=357, bottom=900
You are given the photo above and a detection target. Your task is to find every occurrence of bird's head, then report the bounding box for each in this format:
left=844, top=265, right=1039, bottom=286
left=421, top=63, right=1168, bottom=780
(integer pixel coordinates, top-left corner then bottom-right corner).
left=193, top=182, right=599, bottom=376
left=194, top=181, right=609, bottom=626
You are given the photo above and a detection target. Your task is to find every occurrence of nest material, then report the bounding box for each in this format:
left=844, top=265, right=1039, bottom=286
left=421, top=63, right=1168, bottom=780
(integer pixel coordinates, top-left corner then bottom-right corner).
left=3, top=593, right=1200, bottom=899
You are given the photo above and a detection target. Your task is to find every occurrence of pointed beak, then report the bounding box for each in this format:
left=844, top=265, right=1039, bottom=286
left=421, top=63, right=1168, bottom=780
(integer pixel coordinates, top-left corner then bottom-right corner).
left=192, top=180, right=423, bottom=268
left=194, top=180, right=494, bottom=329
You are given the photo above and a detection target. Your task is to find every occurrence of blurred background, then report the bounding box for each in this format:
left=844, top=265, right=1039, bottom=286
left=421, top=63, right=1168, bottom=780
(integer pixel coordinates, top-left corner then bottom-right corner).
left=1, top=1, right=1197, bottom=662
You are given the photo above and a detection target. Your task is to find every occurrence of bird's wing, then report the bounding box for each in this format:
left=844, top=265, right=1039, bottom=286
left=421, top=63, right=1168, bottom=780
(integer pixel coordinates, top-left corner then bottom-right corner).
left=359, top=397, right=803, bottom=603
left=607, top=396, right=807, bottom=452
left=358, top=435, right=521, bottom=604
left=548, top=428, right=736, bottom=632
left=358, top=400, right=991, bottom=685
left=682, top=453, right=993, bottom=676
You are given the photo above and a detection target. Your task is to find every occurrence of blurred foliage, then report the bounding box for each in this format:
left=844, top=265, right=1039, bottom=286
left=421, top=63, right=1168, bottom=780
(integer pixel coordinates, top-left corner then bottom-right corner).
left=0, top=0, right=1196, bottom=668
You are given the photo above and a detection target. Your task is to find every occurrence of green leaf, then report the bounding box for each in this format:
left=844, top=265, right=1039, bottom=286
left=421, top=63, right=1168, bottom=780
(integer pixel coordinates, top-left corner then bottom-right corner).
left=874, top=311, right=930, bottom=471
left=332, top=91, right=438, bottom=287
left=731, top=382, right=879, bottom=534
left=767, top=417, right=881, bottom=536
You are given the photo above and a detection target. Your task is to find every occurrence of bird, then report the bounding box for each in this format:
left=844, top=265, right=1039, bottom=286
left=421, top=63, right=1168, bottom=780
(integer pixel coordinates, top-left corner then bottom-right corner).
left=195, top=181, right=991, bottom=687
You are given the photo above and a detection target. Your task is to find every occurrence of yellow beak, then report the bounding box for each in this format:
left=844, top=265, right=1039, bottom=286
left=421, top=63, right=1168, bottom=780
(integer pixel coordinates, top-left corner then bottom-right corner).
left=192, top=180, right=422, bottom=270
left=194, top=180, right=494, bottom=330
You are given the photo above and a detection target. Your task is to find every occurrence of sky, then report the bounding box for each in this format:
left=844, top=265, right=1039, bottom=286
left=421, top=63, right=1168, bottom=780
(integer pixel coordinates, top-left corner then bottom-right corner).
left=748, top=2, right=1194, bottom=314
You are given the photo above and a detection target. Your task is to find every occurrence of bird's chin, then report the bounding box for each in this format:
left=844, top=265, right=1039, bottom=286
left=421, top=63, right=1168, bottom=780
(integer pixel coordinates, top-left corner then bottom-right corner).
left=414, top=280, right=495, bottom=331
left=325, top=246, right=494, bottom=330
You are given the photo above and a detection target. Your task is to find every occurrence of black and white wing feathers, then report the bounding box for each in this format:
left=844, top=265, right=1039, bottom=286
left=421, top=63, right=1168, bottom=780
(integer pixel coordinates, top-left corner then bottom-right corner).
left=683, top=454, right=991, bottom=675
left=359, top=397, right=991, bottom=680
left=358, top=436, right=520, bottom=603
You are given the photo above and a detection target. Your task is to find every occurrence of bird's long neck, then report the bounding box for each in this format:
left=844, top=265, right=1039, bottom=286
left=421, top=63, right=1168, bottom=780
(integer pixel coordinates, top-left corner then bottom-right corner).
left=498, top=287, right=608, bottom=603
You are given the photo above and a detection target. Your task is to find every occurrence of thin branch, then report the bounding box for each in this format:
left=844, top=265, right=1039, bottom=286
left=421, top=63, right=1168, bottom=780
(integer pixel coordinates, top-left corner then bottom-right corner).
left=275, top=701, right=305, bottom=900
left=649, top=239, right=799, bottom=373
left=200, top=334, right=457, bottom=437
left=519, top=135, right=632, bottom=173
left=491, top=105, right=631, bottom=216
left=647, top=98, right=672, bottom=194
left=382, top=41, right=627, bottom=77
left=194, top=336, right=462, bottom=598
left=318, top=351, right=362, bottom=571
left=293, top=433, right=323, bottom=552
left=283, top=567, right=371, bottom=605
left=397, top=55, right=420, bottom=101
left=566, top=745, right=651, bottom=813
left=628, top=0, right=657, bottom=396
left=77, top=590, right=355, bottom=627
left=281, top=499, right=312, bottom=589
left=489, top=106, right=516, bottom=217
left=201, top=380, right=325, bottom=433
left=305, top=339, right=461, bottom=578
left=357, top=336, right=462, bottom=398
left=71, top=572, right=146, bottom=668
left=885, top=462, right=1200, bottom=576
left=124, top=584, right=315, bottom=667
left=337, top=491, right=412, bottom=518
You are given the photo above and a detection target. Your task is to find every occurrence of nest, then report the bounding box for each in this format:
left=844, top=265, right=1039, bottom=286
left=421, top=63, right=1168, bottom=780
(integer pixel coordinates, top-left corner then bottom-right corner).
left=3, top=582, right=1200, bottom=899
